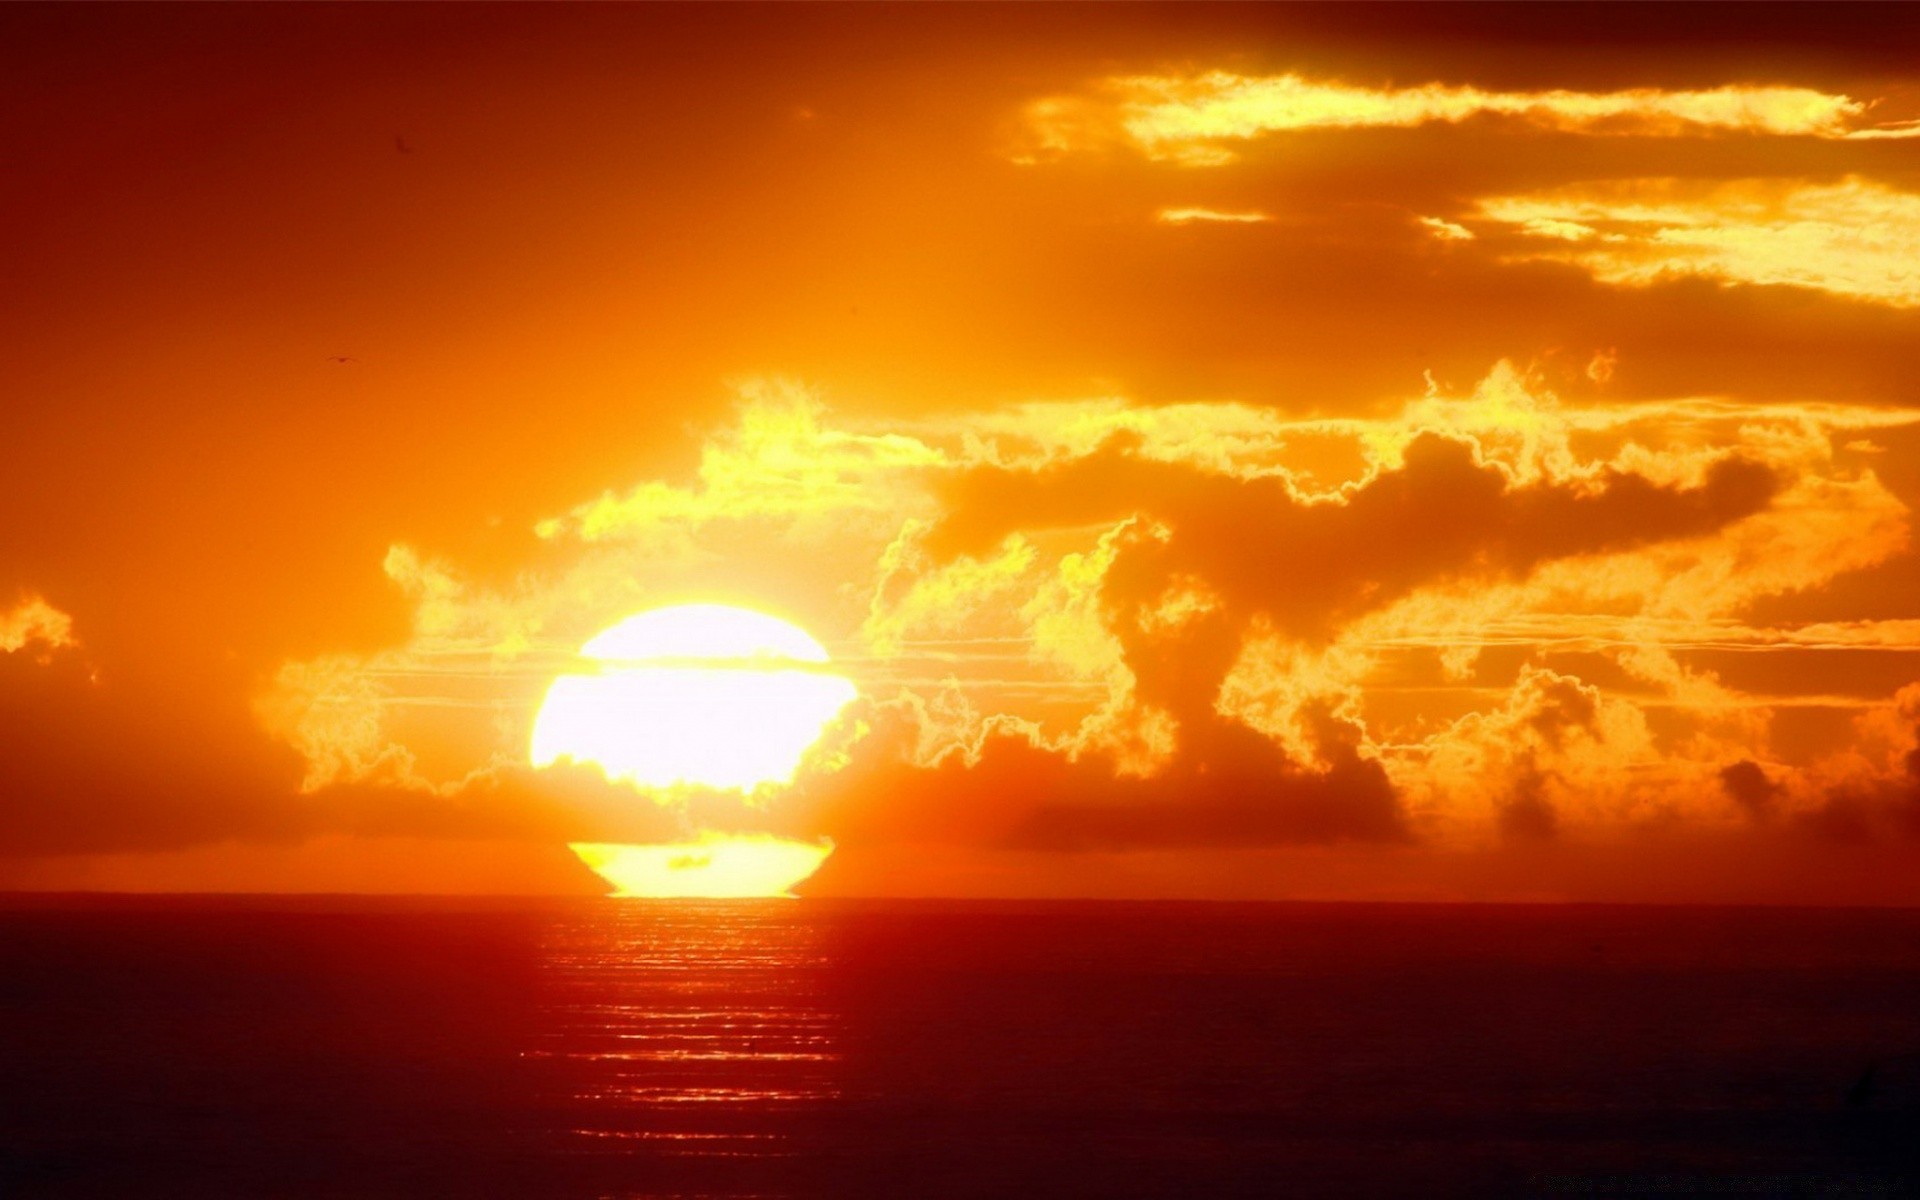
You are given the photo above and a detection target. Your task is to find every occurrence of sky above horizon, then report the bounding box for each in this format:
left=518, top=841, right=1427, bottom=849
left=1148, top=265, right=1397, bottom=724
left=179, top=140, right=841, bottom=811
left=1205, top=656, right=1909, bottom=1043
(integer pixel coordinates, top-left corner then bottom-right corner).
left=6, top=4, right=1920, bottom=902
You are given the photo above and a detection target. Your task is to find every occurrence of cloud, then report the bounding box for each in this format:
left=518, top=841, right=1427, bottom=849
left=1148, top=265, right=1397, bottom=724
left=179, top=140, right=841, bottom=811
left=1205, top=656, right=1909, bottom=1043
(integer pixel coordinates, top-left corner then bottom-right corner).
left=1395, top=664, right=1665, bottom=841
left=1497, top=763, right=1560, bottom=842
left=1720, top=759, right=1781, bottom=820
left=1418, top=216, right=1475, bottom=242
left=874, top=364, right=1911, bottom=841
left=0, top=595, right=76, bottom=660
left=1157, top=207, right=1273, bottom=225
left=1672, top=684, right=1920, bottom=850
left=869, top=370, right=1823, bottom=847
left=927, top=428, right=1778, bottom=647
left=541, top=384, right=946, bottom=544
left=1469, top=177, right=1920, bottom=308
left=251, top=364, right=1917, bottom=859
left=1781, top=685, right=1920, bottom=844
left=1019, top=71, right=1918, bottom=164
left=0, top=648, right=298, bottom=856
left=784, top=695, right=1406, bottom=852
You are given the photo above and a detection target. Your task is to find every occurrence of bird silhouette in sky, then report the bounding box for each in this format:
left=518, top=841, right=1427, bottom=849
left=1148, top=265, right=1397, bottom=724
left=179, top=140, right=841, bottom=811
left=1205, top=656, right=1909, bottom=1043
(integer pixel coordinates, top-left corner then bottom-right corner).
left=326, top=356, right=357, bottom=364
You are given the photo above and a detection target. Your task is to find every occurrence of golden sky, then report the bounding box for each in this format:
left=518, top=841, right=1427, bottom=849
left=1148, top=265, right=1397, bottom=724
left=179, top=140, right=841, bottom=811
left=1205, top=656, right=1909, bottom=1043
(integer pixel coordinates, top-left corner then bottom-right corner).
left=6, top=5, right=1920, bottom=902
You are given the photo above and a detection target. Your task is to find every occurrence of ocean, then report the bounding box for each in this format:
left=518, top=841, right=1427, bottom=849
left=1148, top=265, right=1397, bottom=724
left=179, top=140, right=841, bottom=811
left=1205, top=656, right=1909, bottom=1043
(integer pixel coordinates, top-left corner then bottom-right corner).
left=0, top=897, right=1915, bottom=1197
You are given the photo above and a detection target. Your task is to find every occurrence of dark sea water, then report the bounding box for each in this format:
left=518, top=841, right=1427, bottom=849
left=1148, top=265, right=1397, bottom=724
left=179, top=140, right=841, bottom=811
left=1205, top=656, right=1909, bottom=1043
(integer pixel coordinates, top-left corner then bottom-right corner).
left=1, top=897, right=1916, bottom=1198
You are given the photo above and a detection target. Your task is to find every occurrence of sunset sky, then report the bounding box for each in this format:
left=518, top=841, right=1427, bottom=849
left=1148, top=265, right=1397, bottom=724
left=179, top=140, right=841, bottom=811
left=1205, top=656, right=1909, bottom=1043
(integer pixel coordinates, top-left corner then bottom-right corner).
left=6, top=4, right=1920, bottom=902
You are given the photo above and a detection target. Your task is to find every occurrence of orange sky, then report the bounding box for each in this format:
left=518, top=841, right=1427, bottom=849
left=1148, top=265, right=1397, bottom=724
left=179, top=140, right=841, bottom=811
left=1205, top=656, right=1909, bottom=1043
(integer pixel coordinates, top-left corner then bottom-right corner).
left=6, top=4, right=1920, bottom=902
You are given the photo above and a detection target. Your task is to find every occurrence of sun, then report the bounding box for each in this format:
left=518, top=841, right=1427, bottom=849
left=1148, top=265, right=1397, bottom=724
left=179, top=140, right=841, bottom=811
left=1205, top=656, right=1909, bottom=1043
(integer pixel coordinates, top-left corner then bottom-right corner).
left=568, top=835, right=834, bottom=899
left=530, top=604, right=855, bottom=898
left=531, top=603, right=857, bottom=792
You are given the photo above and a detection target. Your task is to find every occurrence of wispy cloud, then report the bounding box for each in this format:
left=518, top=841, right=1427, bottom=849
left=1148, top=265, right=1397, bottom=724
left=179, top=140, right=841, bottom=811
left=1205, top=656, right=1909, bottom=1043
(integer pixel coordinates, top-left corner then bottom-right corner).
left=1021, top=71, right=1919, bottom=164
left=1472, top=176, right=1920, bottom=307
left=1417, top=215, right=1475, bottom=242
left=1156, top=207, right=1273, bottom=226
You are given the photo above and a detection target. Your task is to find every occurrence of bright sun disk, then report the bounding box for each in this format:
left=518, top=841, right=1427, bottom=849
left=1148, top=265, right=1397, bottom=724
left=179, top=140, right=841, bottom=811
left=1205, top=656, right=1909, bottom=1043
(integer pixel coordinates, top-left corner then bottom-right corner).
left=531, top=604, right=857, bottom=793
left=568, top=835, right=833, bottom=899
left=531, top=604, right=854, bottom=898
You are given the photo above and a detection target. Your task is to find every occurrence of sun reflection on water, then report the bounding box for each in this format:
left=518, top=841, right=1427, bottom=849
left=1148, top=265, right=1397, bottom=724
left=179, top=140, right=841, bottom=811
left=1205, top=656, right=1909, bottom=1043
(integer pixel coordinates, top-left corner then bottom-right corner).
left=530, top=901, right=840, bottom=1164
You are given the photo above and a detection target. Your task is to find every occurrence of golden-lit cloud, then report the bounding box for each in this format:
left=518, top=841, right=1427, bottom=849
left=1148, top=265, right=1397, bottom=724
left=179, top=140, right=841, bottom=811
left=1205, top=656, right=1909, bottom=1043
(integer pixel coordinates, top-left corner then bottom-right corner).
left=1020, top=71, right=1919, bottom=164
left=0, top=595, right=76, bottom=659
left=1410, top=665, right=1661, bottom=842
left=1417, top=216, right=1475, bottom=242
left=1156, top=207, right=1273, bottom=225
left=1469, top=176, right=1920, bottom=307
left=1703, top=682, right=1920, bottom=847
left=541, top=384, right=947, bottom=545
left=255, top=359, right=1920, bottom=867
left=7, top=10, right=1919, bottom=902
left=857, top=363, right=1919, bottom=849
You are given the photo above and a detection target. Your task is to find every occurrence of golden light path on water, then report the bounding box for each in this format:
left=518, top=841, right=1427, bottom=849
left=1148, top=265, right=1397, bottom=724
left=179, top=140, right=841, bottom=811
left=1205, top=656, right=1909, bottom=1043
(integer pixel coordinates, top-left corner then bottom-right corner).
left=528, top=903, right=840, bottom=1166
left=532, top=605, right=855, bottom=898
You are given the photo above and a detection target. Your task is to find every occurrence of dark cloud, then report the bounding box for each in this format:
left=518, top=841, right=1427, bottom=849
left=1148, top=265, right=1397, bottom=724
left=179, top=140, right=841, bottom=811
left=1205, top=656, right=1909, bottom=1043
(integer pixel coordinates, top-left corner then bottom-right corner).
left=0, top=646, right=705, bottom=857
left=1009, top=719, right=1404, bottom=851
left=1795, top=791, right=1882, bottom=845
left=1788, top=724, right=1920, bottom=845
left=934, top=432, right=1777, bottom=646
left=0, top=651, right=300, bottom=857
left=840, top=434, right=1783, bottom=857
left=1719, top=760, right=1782, bottom=821
left=1521, top=675, right=1601, bottom=748
left=298, top=764, right=694, bottom=848
left=1498, top=764, right=1559, bottom=843
left=787, top=695, right=1406, bottom=853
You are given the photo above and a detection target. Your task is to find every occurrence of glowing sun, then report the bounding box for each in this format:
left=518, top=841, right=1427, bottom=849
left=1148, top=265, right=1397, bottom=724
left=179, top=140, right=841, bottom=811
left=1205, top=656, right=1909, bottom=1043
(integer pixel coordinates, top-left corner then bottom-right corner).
left=532, top=604, right=856, bottom=792
left=569, top=835, right=834, bottom=899
left=531, top=604, right=855, bottom=897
